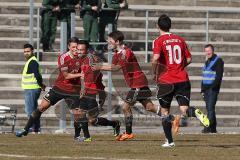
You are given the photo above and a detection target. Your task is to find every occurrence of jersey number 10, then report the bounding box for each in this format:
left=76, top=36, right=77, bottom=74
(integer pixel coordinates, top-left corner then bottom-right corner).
left=166, top=45, right=182, bottom=64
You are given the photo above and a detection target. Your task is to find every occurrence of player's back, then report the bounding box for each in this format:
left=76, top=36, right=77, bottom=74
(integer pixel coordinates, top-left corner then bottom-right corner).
left=153, top=33, right=191, bottom=84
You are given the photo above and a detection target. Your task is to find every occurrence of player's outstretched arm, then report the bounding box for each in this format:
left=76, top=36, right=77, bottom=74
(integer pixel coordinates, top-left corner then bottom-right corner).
left=92, top=63, right=121, bottom=71
left=62, top=71, right=83, bottom=80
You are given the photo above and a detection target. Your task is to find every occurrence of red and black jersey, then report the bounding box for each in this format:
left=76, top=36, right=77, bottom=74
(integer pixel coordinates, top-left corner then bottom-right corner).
left=112, top=47, right=148, bottom=88
left=53, top=51, right=82, bottom=94
left=81, top=54, right=102, bottom=95
left=153, top=33, right=191, bottom=84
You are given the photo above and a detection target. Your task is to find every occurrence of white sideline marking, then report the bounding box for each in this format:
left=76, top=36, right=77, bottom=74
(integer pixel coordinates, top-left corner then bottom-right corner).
left=0, top=153, right=141, bottom=160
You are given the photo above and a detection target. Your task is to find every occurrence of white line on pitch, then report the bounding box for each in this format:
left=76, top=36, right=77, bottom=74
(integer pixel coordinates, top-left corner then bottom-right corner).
left=0, top=153, right=142, bottom=160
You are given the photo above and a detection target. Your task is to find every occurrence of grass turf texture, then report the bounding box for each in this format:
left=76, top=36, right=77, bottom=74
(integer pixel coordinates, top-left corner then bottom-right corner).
left=0, top=134, right=239, bottom=160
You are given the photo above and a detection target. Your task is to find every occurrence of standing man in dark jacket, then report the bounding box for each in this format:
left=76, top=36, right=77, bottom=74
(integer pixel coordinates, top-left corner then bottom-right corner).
left=59, top=0, right=81, bottom=42
left=201, top=44, right=224, bottom=133
left=41, top=0, right=60, bottom=52
left=98, top=0, right=128, bottom=42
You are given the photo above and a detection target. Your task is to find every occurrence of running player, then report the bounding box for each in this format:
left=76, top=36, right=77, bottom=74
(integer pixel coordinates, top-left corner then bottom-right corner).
left=92, top=31, right=163, bottom=141
left=15, top=37, right=89, bottom=139
left=152, top=14, right=209, bottom=147
left=75, top=40, right=121, bottom=141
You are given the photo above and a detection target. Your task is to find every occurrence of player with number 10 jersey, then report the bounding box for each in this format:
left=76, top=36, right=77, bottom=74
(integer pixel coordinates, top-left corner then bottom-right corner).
left=152, top=32, right=191, bottom=84
left=152, top=14, right=209, bottom=148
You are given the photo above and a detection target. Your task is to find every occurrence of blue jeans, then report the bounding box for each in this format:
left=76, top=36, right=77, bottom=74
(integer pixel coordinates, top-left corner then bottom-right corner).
left=24, top=88, right=41, bottom=132
left=203, top=88, right=219, bottom=132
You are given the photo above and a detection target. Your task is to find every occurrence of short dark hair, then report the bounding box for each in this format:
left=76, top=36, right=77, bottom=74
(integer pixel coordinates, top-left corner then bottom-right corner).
left=68, top=37, right=79, bottom=45
left=158, top=14, right=171, bottom=32
left=108, top=31, right=124, bottom=43
left=78, top=39, right=90, bottom=50
left=204, top=44, right=214, bottom=52
left=23, top=43, right=34, bottom=50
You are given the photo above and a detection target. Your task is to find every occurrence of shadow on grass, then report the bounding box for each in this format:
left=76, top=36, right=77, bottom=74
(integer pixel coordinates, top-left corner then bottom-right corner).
left=176, top=144, right=240, bottom=148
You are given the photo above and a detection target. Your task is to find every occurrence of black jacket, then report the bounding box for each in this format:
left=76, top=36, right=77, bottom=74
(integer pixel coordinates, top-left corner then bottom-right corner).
left=27, top=60, right=43, bottom=87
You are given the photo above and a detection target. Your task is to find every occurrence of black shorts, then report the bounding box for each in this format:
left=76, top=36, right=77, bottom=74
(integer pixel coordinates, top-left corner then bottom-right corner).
left=79, top=94, right=99, bottom=117
left=124, top=86, right=152, bottom=104
left=157, top=81, right=191, bottom=108
left=43, top=88, right=80, bottom=109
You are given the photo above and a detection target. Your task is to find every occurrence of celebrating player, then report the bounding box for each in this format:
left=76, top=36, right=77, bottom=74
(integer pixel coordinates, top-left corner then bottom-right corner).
left=75, top=40, right=121, bottom=141
left=152, top=14, right=210, bottom=147
left=93, top=31, right=163, bottom=141
left=15, top=37, right=88, bottom=138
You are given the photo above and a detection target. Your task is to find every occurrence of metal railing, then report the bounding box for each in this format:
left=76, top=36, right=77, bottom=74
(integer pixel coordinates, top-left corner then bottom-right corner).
left=30, top=5, right=240, bottom=62
left=28, top=2, right=240, bottom=130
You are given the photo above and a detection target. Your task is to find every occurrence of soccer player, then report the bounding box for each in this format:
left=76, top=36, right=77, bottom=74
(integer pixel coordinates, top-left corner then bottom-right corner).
left=16, top=37, right=89, bottom=139
left=75, top=40, right=121, bottom=141
left=152, top=14, right=209, bottom=147
left=93, top=31, right=162, bottom=141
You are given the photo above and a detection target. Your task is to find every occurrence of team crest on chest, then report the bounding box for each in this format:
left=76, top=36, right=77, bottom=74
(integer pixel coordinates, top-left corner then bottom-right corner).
left=75, top=61, right=80, bottom=66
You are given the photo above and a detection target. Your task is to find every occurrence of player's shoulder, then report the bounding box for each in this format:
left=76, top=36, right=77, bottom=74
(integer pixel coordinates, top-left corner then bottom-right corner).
left=122, top=46, right=134, bottom=57
left=153, top=35, right=162, bottom=43
left=171, top=33, right=186, bottom=42
left=58, top=51, right=72, bottom=65
left=58, top=51, right=70, bottom=60
left=124, top=47, right=133, bottom=54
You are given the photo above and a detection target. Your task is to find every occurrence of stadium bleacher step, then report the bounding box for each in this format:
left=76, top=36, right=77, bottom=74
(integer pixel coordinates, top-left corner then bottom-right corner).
left=1, top=0, right=240, bottom=7
left=0, top=2, right=240, bottom=128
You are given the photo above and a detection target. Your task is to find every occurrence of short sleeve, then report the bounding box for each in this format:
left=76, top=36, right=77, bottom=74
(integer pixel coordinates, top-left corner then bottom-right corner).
left=152, top=38, right=162, bottom=55
left=58, top=54, right=68, bottom=72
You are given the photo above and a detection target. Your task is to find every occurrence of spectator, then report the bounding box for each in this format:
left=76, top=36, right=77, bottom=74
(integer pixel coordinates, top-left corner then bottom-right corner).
left=80, top=0, right=101, bottom=49
left=21, top=44, right=46, bottom=134
left=41, top=0, right=60, bottom=52
left=59, top=0, right=81, bottom=42
left=99, top=0, right=128, bottom=42
left=201, top=44, right=224, bottom=133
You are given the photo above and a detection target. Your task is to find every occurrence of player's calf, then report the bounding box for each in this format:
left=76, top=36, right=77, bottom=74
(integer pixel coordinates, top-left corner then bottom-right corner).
left=15, top=108, right=43, bottom=137
left=162, top=115, right=174, bottom=146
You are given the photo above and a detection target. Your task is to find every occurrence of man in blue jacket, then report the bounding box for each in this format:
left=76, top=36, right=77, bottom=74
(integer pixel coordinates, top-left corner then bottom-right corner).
left=201, top=44, right=224, bottom=133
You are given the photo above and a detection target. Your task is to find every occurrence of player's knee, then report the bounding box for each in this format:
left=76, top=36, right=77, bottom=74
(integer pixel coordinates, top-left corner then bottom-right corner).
left=142, top=100, right=155, bottom=112
left=180, top=106, right=188, bottom=116
left=160, top=107, right=169, bottom=116
left=38, top=99, right=50, bottom=112
left=122, top=103, right=131, bottom=113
